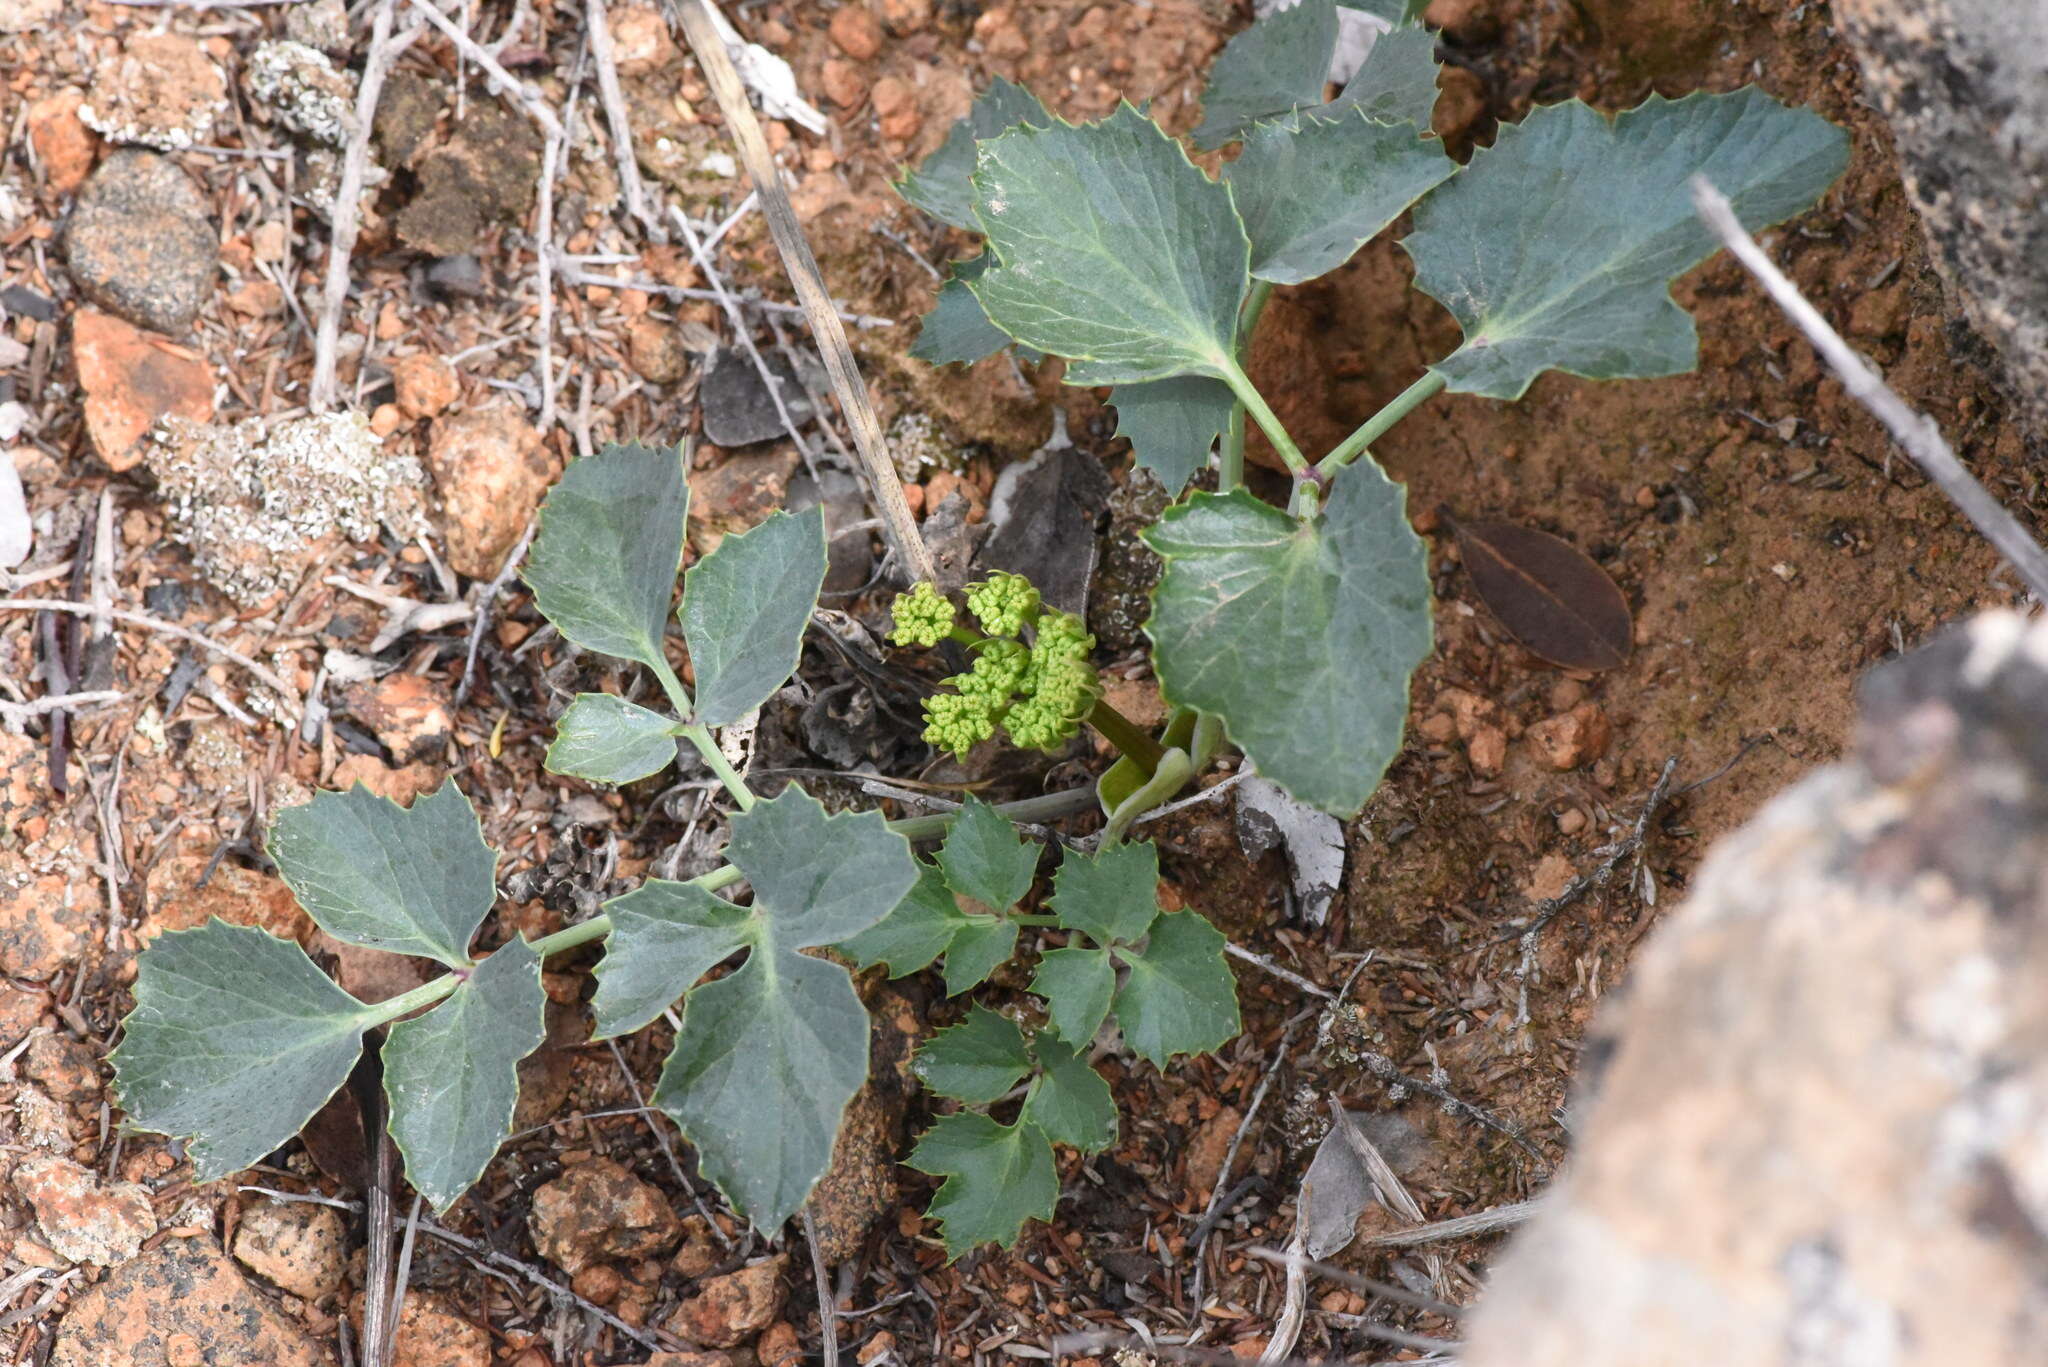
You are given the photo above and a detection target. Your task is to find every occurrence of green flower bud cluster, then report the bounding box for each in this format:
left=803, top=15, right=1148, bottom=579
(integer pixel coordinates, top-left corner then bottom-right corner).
left=885, top=576, right=1100, bottom=758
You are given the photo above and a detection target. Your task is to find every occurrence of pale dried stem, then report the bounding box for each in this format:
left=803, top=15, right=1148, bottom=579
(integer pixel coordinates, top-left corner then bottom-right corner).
left=669, top=0, right=937, bottom=587
left=1692, top=176, right=2048, bottom=601
left=0, top=599, right=301, bottom=721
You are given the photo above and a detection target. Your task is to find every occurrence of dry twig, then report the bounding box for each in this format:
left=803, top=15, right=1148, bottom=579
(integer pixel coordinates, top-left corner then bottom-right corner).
left=669, top=0, right=937, bottom=586
left=0, top=599, right=302, bottom=721
left=1692, top=176, right=2048, bottom=600
left=587, top=0, right=663, bottom=239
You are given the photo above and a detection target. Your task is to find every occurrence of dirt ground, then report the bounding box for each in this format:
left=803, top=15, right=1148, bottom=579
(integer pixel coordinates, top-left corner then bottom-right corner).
left=0, top=0, right=2034, bottom=1364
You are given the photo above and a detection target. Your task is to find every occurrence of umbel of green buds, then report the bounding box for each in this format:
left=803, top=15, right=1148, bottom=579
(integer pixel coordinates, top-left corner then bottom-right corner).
left=888, top=573, right=1100, bottom=757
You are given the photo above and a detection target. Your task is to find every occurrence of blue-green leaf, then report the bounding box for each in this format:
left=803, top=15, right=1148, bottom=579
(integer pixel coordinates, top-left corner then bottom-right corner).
left=915, top=1006, right=1032, bottom=1103
left=1328, top=25, right=1440, bottom=128
left=590, top=880, right=752, bottom=1039
left=941, top=916, right=1019, bottom=997
left=1226, top=108, right=1452, bottom=286
left=909, top=1113, right=1058, bottom=1257
left=911, top=253, right=1016, bottom=368
left=680, top=505, right=826, bottom=728
left=1404, top=89, right=1851, bottom=399
left=836, top=861, right=968, bottom=977
left=654, top=944, right=870, bottom=1233
left=111, top=919, right=373, bottom=1179
left=1193, top=0, right=1339, bottom=149
left=1144, top=466, right=1432, bottom=817
left=1110, top=377, right=1235, bottom=495
left=936, top=797, right=1038, bottom=914
left=647, top=788, right=918, bottom=1230
left=1022, top=1034, right=1117, bottom=1153
left=1029, top=946, right=1116, bottom=1048
left=382, top=938, right=546, bottom=1211
left=969, top=105, right=1249, bottom=387
left=267, top=781, right=496, bottom=968
left=1114, top=910, right=1241, bottom=1069
left=546, top=693, right=678, bottom=784
left=897, top=77, right=1051, bottom=231
left=1050, top=841, right=1161, bottom=947
left=523, top=443, right=689, bottom=670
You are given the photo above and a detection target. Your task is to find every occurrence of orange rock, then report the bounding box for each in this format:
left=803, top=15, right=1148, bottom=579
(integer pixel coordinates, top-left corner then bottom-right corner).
left=627, top=315, right=689, bottom=384
left=530, top=1158, right=682, bottom=1274
left=49, top=1237, right=324, bottom=1367
left=329, top=753, right=442, bottom=804
left=384, top=1291, right=490, bottom=1367
left=224, top=278, right=282, bottom=317
left=663, top=1255, right=788, bottom=1348
left=426, top=401, right=551, bottom=578
left=0, top=861, right=95, bottom=979
left=1527, top=703, right=1612, bottom=771
left=1184, top=1105, right=1244, bottom=1197
left=391, top=352, right=459, bottom=419
left=1468, top=724, right=1507, bottom=775
left=757, top=1322, right=803, bottom=1367
left=608, top=3, right=677, bottom=74
left=828, top=4, right=883, bottom=60
left=231, top=1198, right=346, bottom=1301
left=144, top=855, right=312, bottom=946
left=340, top=673, right=454, bottom=763
left=820, top=58, right=867, bottom=109
left=14, top=1154, right=156, bottom=1266
left=27, top=89, right=96, bottom=194
left=72, top=309, right=214, bottom=472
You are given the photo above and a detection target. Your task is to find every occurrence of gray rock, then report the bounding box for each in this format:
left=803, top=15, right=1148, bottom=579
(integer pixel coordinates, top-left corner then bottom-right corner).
left=974, top=444, right=1112, bottom=616
left=1466, top=610, right=2048, bottom=1365
left=63, top=150, right=216, bottom=334
left=698, top=345, right=815, bottom=447
left=1839, top=1, right=2048, bottom=426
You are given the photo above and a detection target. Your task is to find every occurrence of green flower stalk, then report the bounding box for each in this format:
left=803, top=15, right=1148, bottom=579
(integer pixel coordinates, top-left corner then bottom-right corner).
left=890, top=581, right=957, bottom=647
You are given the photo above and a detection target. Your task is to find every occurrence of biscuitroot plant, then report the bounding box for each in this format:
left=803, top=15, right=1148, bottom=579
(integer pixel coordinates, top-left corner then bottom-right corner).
left=110, top=0, right=1849, bottom=1262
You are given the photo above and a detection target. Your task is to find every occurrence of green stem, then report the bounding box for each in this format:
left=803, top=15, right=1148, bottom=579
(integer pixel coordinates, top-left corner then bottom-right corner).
left=649, top=653, right=694, bottom=718
left=678, top=722, right=756, bottom=810
left=1317, top=371, right=1446, bottom=475
left=1086, top=696, right=1166, bottom=775
left=362, top=971, right=461, bottom=1027
left=1218, top=283, right=1275, bottom=494
left=1011, top=914, right=1059, bottom=927
left=1218, top=359, right=1307, bottom=474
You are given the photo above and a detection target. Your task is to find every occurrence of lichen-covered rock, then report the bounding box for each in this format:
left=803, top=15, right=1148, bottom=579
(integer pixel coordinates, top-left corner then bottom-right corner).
left=1838, top=2, right=2048, bottom=427
left=52, top=1237, right=324, bottom=1367
left=425, top=402, right=550, bottom=579
left=13, top=1155, right=156, bottom=1266
left=663, top=1256, right=787, bottom=1348
left=79, top=33, right=227, bottom=151
left=232, top=1197, right=347, bottom=1301
left=528, top=1158, right=680, bottom=1275
left=1466, top=610, right=2048, bottom=1365
left=244, top=40, right=355, bottom=147
left=65, top=151, right=216, bottom=333
left=0, top=857, right=94, bottom=979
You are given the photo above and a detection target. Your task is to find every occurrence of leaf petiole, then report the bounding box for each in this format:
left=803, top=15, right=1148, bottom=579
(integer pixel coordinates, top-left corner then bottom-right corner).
left=678, top=721, right=757, bottom=810
left=1317, top=370, right=1446, bottom=474
left=1085, top=697, right=1166, bottom=775
left=1217, top=283, right=1277, bottom=493
left=1217, top=359, right=1308, bottom=474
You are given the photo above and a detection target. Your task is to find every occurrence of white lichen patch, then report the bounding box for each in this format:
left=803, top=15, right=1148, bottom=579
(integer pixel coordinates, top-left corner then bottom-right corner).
left=244, top=40, right=357, bottom=148
left=80, top=35, right=228, bottom=151
left=144, top=411, right=427, bottom=606
left=887, top=412, right=967, bottom=482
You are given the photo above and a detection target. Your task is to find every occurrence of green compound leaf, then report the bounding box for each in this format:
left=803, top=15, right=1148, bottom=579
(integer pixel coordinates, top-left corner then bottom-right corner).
left=1051, top=841, right=1162, bottom=947
left=651, top=788, right=917, bottom=1230
left=1404, top=88, right=1851, bottom=400
left=111, top=919, right=372, bottom=1180
left=837, top=860, right=965, bottom=977
left=1022, top=1034, right=1117, bottom=1153
left=1328, top=25, right=1440, bottom=128
left=1193, top=0, right=1338, bottom=149
left=1029, top=946, right=1115, bottom=1050
left=1226, top=109, right=1452, bottom=286
left=1110, top=377, right=1235, bottom=495
left=590, top=880, right=752, bottom=1039
left=912, top=253, right=1014, bottom=368
left=937, top=797, right=1038, bottom=914
left=680, top=505, right=827, bottom=727
left=523, top=442, right=688, bottom=670
left=1144, top=467, right=1432, bottom=817
left=383, top=938, right=546, bottom=1212
left=1114, top=910, right=1241, bottom=1070
left=268, top=781, right=496, bottom=968
left=547, top=693, right=678, bottom=784
left=655, top=946, right=871, bottom=1233
left=941, top=916, right=1019, bottom=997
left=897, top=76, right=1050, bottom=231
left=915, top=1006, right=1032, bottom=1103
left=909, top=1112, right=1058, bottom=1258
left=969, top=105, right=1249, bottom=387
